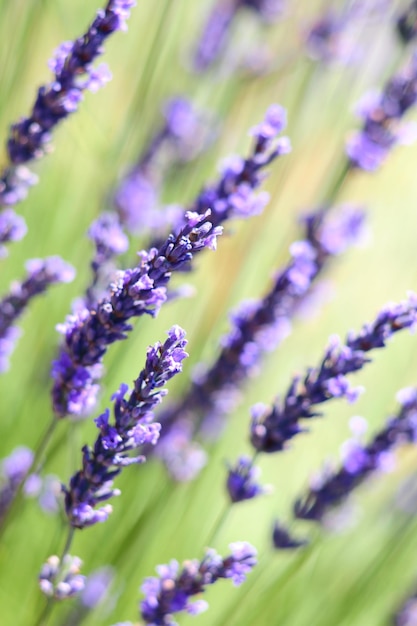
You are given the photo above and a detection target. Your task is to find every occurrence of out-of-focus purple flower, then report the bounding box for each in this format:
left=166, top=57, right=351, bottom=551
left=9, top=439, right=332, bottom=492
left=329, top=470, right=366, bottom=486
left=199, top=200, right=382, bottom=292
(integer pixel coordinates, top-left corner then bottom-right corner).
left=39, top=555, right=85, bottom=600
left=0, top=209, right=27, bottom=256
left=294, top=388, right=417, bottom=522
left=193, top=0, right=283, bottom=71
left=140, top=543, right=257, bottom=624
left=397, top=1, right=417, bottom=44
left=251, top=294, right=417, bottom=454
left=81, top=567, right=114, bottom=608
left=153, top=205, right=364, bottom=479
left=272, top=520, right=308, bottom=550
left=394, top=583, right=417, bottom=625
left=347, top=54, right=417, bottom=171
left=154, top=419, right=208, bottom=482
left=226, top=456, right=270, bottom=503
left=0, top=256, right=75, bottom=373
left=63, top=326, right=187, bottom=528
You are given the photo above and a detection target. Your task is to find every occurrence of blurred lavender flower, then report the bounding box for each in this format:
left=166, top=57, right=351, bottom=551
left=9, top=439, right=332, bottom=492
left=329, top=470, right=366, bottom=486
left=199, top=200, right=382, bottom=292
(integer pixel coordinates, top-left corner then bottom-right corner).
left=0, top=446, right=33, bottom=523
left=0, top=209, right=27, bottom=256
left=81, top=567, right=114, bottom=608
left=153, top=205, right=364, bottom=478
left=272, top=520, right=308, bottom=550
left=52, top=105, right=289, bottom=418
left=39, top=555, right=85, bottom=600
left=347, top=53, right=417, bottom=171
left=226, top=456, right=272, bottom=503
left=397, top=0, right=417, bottom=44
left=0, top=256, right=75, bottom=372
left=0, top=0, right=135, bottom=207
left=250, top=293, right=417, bottom=454
left=63, top=326, right=187, bottom=528
left=294, top=388, right=417, bottom=522
left=140, top=542, right=257, bottom=625
left=193, top=0, right=283, bottom=71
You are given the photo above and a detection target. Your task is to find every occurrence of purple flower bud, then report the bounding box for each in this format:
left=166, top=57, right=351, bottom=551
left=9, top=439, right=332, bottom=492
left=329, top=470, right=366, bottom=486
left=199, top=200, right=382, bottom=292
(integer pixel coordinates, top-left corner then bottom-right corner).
left=272, top=520, right=308, bottom=550
left=81, top=567, right=114, bottom=608
left=226, top=456, right=270, bottom=503
left=0, top=209, right=27, bottom=256
left=39, top=555, right=85, bottom=600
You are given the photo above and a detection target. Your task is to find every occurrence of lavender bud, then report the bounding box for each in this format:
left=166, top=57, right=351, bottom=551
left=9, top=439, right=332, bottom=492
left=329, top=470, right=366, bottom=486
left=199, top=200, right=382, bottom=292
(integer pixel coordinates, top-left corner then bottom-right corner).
left=39, top=555, right=85, bottom=600
left=272, top=520, right=308, bottom=550
left=226, top=456, right=270, bottom=503
left=140, top=543, right=257, bottom=624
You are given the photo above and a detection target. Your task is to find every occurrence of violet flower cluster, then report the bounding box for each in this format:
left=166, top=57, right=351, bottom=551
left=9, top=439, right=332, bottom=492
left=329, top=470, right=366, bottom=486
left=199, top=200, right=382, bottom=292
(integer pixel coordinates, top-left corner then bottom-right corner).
left=347, top=52, right=417, bottom=171
left=52, top=105, right=290, bottom=419
left=294, top=388, right=417, bottom=522
left=0, top=256, right=75, bottom=372
left=39, top=555, right=85, bottom=600
left=63, top=326, right=187, bottom=529
left=0, top=209, right=28, bottom=258
left=140, top=542, right=257, bottom=625
left=250, top=293, right=417, bottom=454
left=154, top=205, right=364, bottom=478
left=0, top=0, right=135, bottom=208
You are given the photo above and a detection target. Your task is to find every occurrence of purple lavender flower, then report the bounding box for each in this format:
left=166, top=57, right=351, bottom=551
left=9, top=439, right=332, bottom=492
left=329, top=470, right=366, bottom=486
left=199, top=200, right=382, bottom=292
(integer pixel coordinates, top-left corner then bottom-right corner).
left=397, top=1, right=417, bottom=44
left=53, top=105, right=290, bottom=418
left=140, top=542, right=257, bottom=625
left=81, top=567, right=114, bottom=608
left=294, top=388, right=417, bottom=522
left=63, top=326, right=187, bottom=528
left=226, top=456, right=270, bottom=503
left=0, top=209, right=27, bottom=256
left=39, top=555, right=85, bottom=600
left=153, top=206, right=364, bottom=478
left=347, top=53, right=417, bottom=171
left=250, top=293, right=417, bottom=454
left=0, top=0, right=135, bottom=206
left=394, top=583, right=417, bottom=625
left=0, top=256, right=75, bottom=373
left=272, top=520, right=308, bottom=550
left=0, top=447, right=33, bottom=522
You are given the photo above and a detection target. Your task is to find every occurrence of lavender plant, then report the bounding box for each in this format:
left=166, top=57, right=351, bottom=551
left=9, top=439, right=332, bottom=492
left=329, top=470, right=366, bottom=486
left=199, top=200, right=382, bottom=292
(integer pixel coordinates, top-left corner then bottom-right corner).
left=3, top=1, right=417, bottom=626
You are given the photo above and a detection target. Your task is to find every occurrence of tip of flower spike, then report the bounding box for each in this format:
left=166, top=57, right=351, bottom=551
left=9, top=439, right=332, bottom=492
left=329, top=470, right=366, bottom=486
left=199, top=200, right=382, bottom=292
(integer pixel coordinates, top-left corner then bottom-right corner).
left=251, top=104, right=288, bottom=139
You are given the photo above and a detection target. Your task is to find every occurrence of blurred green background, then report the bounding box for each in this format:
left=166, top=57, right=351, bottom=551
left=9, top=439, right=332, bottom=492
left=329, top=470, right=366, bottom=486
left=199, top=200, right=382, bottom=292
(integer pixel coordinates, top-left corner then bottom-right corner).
left=1, top=0, right=417, bottom=624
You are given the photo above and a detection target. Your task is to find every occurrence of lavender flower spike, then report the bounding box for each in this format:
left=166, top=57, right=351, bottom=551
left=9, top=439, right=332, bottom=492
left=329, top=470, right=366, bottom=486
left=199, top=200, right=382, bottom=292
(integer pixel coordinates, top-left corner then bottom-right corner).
left=0, top=209, right=27, bottom=257
left=0, top=256, right=75, bottom=372
left=250, top=293, right=417, bottom=454
left=52, top=211, right=220, bottom=418
left=347, top=53, right=417, bottom=171
left=226, top=456, right=271, bottom=503
left=140, top=542, right=257, bottom=625
left=0, top=0, right=135, bottom=206
left=294, top=388, right=417, bottom=522
left=63, top=326, right=188, bottom=528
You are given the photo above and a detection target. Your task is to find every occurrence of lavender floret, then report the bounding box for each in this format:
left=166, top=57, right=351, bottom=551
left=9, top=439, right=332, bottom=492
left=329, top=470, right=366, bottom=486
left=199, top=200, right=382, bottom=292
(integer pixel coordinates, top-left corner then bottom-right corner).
left=0, top=256, right=75, bottom=372
left=347, top=54, right=417, bottom=171
left=0, top=447, right=33, bottom=522
left=250, top=293, right=417, bottom=454
left=294, top=388, right=417, bottom=522
left=140, top=542, right=257, bottom=625
left=63, top=326, right=188, bottom=528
